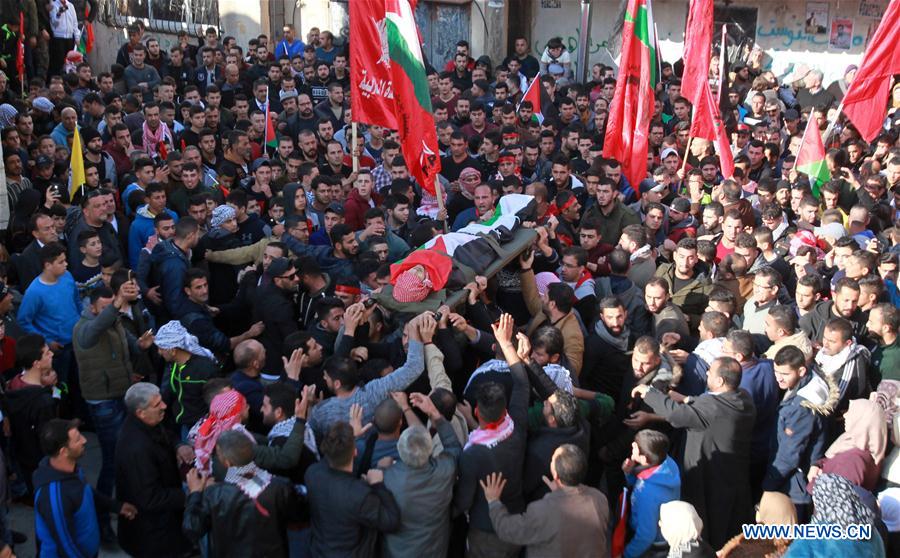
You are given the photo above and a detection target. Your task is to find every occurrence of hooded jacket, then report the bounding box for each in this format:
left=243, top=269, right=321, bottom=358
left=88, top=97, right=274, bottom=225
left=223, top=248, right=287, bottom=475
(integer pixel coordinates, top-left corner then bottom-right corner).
left=148, top=238, right=191, bottom=321
left=762, top=372, right=834, bottom=503
left=625, top=455, right=681, bottom=558
left=33, top=457, right=122, bottom=558
left=128, top=204, right=179, bottom=269
left=6, top=378, right=58, bottom=479
left=654, top=262, right=714, bottom=322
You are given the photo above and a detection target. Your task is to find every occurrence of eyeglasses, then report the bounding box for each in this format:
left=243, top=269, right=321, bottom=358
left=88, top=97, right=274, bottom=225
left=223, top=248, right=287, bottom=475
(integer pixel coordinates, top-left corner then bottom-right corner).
left=278, top=272, right=297, bottom=280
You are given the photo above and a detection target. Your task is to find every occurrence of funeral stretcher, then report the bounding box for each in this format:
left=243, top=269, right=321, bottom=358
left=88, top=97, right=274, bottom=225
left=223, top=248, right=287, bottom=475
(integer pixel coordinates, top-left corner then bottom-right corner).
left=373, top=194, right=538, bottom=315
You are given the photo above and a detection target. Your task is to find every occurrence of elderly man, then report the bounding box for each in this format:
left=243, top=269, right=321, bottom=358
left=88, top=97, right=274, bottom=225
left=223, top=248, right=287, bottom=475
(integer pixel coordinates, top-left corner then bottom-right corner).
left=381, top=393, right=462, bottom=557
left=115, top=383, right=193, bottom=557
left=51, top=106, right=78, bottom=146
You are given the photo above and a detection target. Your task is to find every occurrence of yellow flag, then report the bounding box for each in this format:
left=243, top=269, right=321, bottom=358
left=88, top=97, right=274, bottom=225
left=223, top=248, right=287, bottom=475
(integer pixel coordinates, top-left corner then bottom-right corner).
left=69, top=127, right=86, bottom=199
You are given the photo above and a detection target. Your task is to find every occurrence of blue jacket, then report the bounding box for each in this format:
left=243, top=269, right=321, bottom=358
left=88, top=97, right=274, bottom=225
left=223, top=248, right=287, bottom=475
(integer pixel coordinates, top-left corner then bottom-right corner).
left=33, top=457, right=108, bottom=558
left=452, top=207, right=478, bottom=232
left=149, top=239, right=191, bottom=321
left=762, top=373, right=829, bottom=504
left=127, top=205, right=179, bottom=269
left=194, top=66, right=222, bottom=96
left=625, top=455, right=681, bottom=558
left=740, top=359, right=780, bottom=461
left=281, top=234, right=355, bottom=280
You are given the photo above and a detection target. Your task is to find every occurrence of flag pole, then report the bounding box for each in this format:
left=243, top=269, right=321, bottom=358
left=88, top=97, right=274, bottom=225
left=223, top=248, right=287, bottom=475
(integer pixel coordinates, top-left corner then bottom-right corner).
left=435, top=177, right=447, bottom=233
left=822, top=100, right=845, bottom=148
left=351, top=122, right=359, bottom=172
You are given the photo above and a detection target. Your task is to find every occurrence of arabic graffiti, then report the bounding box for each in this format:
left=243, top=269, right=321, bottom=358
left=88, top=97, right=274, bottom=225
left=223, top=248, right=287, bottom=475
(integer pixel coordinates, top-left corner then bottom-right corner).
left=756, top=21, right=865, bottom=49
left=534, top=28, right=611, bottom=57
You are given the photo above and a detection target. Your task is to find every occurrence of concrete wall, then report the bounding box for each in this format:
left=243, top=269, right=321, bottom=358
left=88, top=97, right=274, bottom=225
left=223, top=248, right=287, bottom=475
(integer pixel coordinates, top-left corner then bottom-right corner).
left=529, top=0, right=881, bottom=84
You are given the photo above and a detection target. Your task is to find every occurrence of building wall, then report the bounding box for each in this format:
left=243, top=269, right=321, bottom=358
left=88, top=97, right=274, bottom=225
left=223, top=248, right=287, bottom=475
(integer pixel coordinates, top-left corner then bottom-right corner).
left=529, top=0, right=883, bottom=84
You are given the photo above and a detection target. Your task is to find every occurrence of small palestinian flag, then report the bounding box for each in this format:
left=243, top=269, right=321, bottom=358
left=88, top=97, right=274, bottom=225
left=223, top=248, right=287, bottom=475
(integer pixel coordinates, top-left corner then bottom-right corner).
left=264, top=98, right=277, bottom=152
left=795, top=115, right=830, bottom=197
left=519, top=77, right=547, bottom=124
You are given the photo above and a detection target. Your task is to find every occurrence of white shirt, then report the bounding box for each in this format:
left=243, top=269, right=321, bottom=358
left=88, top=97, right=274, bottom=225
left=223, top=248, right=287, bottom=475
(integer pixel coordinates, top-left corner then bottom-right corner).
left=49, top=0, right=80, bottom=40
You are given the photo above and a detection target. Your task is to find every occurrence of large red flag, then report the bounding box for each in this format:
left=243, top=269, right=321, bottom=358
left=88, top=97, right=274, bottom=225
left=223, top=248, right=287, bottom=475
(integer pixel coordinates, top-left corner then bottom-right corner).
left=349, top=0, right=398, bottom=128
left=841, top=0, right=900, bottom=142
left=16, top=13, right=24, bottom=86
left=680, top=0, right=713, bottom=107
left=690, top=82, right=734, bottom=179
left=602, top=0, right=657, bottom=195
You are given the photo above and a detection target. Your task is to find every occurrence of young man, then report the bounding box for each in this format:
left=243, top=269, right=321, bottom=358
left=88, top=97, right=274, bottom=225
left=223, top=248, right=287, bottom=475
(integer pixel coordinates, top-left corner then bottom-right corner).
left=34, top=419, right=137, bottom=554
left=763, top=346, right=831, bottom=521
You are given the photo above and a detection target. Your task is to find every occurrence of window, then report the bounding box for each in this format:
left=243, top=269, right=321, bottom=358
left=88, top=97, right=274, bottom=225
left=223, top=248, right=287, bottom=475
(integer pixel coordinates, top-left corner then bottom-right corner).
left=108, top=0, right=219, bottom=33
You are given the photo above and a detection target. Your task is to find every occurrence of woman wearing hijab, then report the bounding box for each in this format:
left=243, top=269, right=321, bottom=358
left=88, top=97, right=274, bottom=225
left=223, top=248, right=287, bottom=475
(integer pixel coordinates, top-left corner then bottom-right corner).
left=785, top=473, right=886, bottom=557
left=720, top=491, right=797, bottom=557
left=154, top=320, right=219, bottom=439
left=658, top=501, right=716, bottom=558
left=809, top=399, right=888, bottom=491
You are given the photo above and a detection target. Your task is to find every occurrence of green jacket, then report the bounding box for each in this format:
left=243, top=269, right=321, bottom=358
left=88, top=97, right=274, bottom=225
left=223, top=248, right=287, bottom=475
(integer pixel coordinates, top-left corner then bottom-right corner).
left=654, top=262, right=714, bottom=322
left=72, top=304, right=136, bottom=400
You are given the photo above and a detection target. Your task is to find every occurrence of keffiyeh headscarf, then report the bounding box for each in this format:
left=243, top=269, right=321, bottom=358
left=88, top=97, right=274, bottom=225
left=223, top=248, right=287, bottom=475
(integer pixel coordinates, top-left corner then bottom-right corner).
left=32, top=97, right=54, bottom=114
left=811, top=473, right=876, bottom=527
left=0, top=104, right=17, bottom=129
left=393, top=265, right=433, bottom=303
left=194, top=390, right=251, bottom=474
left=155, top=321, right=216, bottom=360
left=142, top=119, right=173, bottom=158
left=210, top=205, right=236, bottom=229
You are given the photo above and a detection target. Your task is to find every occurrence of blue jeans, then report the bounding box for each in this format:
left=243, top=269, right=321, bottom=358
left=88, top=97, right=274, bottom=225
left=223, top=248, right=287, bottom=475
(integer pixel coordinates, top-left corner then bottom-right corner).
left=87, top=399, right=126, bottom=499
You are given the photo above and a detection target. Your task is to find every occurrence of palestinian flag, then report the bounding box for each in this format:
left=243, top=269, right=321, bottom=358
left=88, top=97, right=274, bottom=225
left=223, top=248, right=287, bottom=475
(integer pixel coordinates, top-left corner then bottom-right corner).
left=264, top=97, right=277, bottom=152
left=796, top=114, right=830, bottom=197
left=602, top=0, right=657, bottom=197
left=385, top=0, right=441, bottom=195
left=77, top=8, right=94, bottom=54
left=518, top=77, right=547, bottom=124
left=456, top=193, right=536, bottom=236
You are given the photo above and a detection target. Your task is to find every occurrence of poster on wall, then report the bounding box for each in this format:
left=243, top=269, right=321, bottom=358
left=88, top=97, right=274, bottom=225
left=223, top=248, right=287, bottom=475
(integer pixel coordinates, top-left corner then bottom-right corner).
left=858, top=1, right=886, bottom=18
left=829, top=18, right=853, bottom=50
left=804, top=2, right=829, bottom=35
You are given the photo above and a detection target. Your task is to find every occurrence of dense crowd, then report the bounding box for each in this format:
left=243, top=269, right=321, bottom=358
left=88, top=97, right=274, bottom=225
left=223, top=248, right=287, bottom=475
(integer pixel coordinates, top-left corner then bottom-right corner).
left=0, top=8, right=897, bottom=558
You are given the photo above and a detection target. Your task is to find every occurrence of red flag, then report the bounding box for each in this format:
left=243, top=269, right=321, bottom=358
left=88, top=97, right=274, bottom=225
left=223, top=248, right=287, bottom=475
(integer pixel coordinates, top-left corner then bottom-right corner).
left=16, top=13, right=24, bottom=85
left=349, top=0, right=399, bottom=129
left=602, top=0, right=658, bottom=196
left=518, top=77, right=545, bottom=124
left=680, top=0, right=713, bottom=106
left=690, top=81, right=734, bottom=179
left=841, top=1, right=900, bottom=142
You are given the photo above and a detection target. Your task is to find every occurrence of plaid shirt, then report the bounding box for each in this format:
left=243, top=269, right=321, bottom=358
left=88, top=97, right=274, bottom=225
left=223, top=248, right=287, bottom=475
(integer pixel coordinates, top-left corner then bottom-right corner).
left=372, top=163, right=393, bottom=195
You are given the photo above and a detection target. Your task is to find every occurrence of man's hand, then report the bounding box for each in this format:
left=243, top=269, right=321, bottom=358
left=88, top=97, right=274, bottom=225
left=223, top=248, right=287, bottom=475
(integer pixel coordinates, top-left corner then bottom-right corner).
left=389, top=391, right=410, bottom=411
left=364, top=468, right=384, bottom=485
left=465, top=276, right=487, bottom=305
left=349, top=403, right=373, bottom=438
left=246, top=321, right=265, bottom=338
left=176, top=444, right=195, bottom=466
left=457, top=399, right=477, bottom=429
left=668, top=349, right=689, bottom=364
left=436, top=207, right=448, bottom=222
left=448, top=313, right=467, bottom=333
left=119, top=502, right=138, bottom=520
left=154, top=165, right=170, bottom=182
left=296, top=384, right=316, bottom=420
left=490, top=313, right=515, bottom=346
left=660, top=332, right=681, bottom=348
left=622, top=457, right=636, bottom=475
left=436, top=305, right=451, bottom=328
left=542, top=475, right=559, bottom=492
left=515, top=332, right=532, bottom=362
left=137, top=330, right=155, bottom=350
left=667, top=390, right=689, bottom=404
left=479, top=472, right=507, bottom=503
left=186, top=468, right=208, bottom=493
left=48, top=341, right=64, bottom=352
left=350, top=346, right=369, bottom=362
left=519, top=247, right=535, bottom=270
left=377, top=456, right=395, bottom=469
left=630, top=385, right=651, bottom=399
left=410, top=392, right=441, bottom=422
left=344, top=302, right=365, bottom=331
left=419, top=313, right=437, bottom=343
left=623, top=410, right=653, bottom=429
left=807, top=465, right=822, bottom=483
left=282, top=348, right=305, bottom=381
left=272, top=224, right=285, bottom=237
left=146, top=286, right=162, bottom=305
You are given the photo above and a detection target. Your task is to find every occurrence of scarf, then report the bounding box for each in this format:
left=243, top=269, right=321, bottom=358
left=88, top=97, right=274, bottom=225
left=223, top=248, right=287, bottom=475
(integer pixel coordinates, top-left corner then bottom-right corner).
left=815, top=342, right=868, bottom=400
left=225, top=462, right=273, bottom=501
left=825, top=399, right=887, bottom=465
left=811, top=473, right=876, bottom=528
left=142, top=119, right=172, bottom=158
left=194, top=391, right=248, bottom=474
left=594, top=319, right=630, bottom=352
left=542, top=363, right=574, bottom=394
left=465, top=412, right=514, bottom=450
left=629, top=244, right=651, bottom=262
left=155, top=320, right=216, bottom=360
left=693, top=337, right=724, bottom=365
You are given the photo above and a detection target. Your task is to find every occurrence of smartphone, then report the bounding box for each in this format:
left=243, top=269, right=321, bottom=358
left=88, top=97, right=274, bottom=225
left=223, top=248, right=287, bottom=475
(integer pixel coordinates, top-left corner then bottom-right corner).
left=433, top=311, right=443, bottom=323
left=363, top=298, right=377, bottom=309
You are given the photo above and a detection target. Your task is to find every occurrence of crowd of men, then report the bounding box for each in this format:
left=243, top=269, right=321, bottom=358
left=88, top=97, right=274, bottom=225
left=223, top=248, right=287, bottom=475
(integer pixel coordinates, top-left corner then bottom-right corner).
left=0, top=11, right=897, bottom=558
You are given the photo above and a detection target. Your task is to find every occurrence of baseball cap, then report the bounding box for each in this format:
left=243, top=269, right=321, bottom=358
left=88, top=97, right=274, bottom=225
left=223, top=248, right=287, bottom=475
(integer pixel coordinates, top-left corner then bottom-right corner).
left=639, top=179, right=667, bottom=194
left=35, top=155, right=53, bottom=168
left=660, top=147, right=679, bottom=160
left=267, top=257, right=292, bottom=279
left=279, top=89, right=298, bottom=102
left=784, top=109, right=800, bottom=121
left=548, top=63, right=565, bottom=75
left=669, top=197, right=692, bottom=213
left=251, top=158, right=271, bottom=172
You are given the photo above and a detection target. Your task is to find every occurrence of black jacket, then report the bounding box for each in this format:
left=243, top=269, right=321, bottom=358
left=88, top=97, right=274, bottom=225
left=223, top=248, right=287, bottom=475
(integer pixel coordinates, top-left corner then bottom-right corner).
left=160, top=355, right=220, bottom=427
left=304, top=463, right=401, bottom=557
left=5, top=381, right=58, bottom=488
left=115, top=415, right=190, bottom=557
left=12, top=239, right=43, bottom=291
left=253, top=284, right=299, bottom=375
left=183, top=476, right=300, bottom=558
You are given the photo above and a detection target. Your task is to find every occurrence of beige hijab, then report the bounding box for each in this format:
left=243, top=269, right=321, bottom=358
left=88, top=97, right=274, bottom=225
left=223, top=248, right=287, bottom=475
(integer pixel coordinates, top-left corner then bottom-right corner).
left=825, top=399, right=888, bottom=465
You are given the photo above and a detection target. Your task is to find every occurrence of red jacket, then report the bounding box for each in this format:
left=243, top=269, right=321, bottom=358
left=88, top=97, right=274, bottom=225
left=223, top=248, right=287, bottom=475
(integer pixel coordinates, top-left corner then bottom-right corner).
left=342, top=188, right=382, bottom=231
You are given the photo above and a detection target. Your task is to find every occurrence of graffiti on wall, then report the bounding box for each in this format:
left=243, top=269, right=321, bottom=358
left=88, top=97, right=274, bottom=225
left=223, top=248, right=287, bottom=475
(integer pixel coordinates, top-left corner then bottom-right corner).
left=533, top=27, right=612, bottom=58
left=756, top=20, right=865, bottom=49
